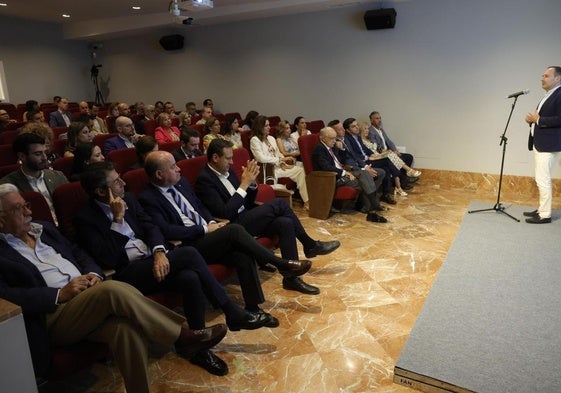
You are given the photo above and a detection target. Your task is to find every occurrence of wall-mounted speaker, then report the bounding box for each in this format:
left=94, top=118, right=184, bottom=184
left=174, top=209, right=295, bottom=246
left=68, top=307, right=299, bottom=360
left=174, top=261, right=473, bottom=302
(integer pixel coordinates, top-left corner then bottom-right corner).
left=364, top=8, right=397, bottom=30
left=159, top=34, right=184, bottom=51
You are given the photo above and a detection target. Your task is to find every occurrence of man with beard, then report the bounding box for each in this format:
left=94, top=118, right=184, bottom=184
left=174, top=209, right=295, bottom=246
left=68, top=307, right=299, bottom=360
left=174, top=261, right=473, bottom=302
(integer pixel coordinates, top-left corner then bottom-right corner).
left=0, top=133, right=68, bottom=223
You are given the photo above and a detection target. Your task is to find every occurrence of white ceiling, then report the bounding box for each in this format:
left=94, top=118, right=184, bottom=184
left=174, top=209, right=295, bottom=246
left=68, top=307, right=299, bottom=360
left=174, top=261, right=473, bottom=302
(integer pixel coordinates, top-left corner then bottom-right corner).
left=0, top=0, right=380, bottom=40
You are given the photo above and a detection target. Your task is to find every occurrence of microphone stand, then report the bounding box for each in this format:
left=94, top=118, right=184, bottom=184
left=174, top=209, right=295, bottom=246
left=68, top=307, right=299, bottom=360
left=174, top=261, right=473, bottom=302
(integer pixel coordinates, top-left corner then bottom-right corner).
left=468, top=96, right=520, bottom=222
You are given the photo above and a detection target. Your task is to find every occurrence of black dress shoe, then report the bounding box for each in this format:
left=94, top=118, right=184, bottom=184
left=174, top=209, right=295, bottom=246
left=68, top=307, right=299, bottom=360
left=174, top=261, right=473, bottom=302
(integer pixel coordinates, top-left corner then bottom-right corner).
left=175, top=323, right=227, bottom=359
left=277, top=259, right=312, bottom=277
left=523, top=209, right=539, bottom=217
left=282, top=277, right=320, bottom=295
left=190, top=350, right=229, bottom=376
left=371, top=202, right=388, bottom=211
left=250, top=308, right=280, bottom=328
left=258, top=263, right=277, bottom=273
left=381, top=193, right=397, bottom=205
left=227, top=310, right=271, bottom=331
left=401, top=182, right=414, bottom=190
left=407, top=176, right=419, bottom=184
left=525, top=216, right=551, bottom=224
left=366, top=212, right=388, bottom=223
left=304, top=240, right=341, bottom=258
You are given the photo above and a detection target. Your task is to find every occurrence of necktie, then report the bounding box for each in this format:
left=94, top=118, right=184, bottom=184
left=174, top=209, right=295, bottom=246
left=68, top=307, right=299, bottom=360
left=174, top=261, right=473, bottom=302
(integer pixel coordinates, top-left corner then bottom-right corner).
left=328, top=148, right=343, bottom=169
left=167, top=187, right=205, bottom=226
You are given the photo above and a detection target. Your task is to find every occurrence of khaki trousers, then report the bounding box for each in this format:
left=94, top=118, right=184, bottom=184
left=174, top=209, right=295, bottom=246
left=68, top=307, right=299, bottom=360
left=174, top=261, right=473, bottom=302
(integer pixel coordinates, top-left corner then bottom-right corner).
left=47, top=280, right=185, bottom=393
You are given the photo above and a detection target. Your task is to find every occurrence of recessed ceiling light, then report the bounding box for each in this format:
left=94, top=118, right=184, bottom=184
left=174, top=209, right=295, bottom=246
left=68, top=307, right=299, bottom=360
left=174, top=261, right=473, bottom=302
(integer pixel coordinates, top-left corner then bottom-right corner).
left=62, top=14, right=71, bottom=18
left=0, top=3, right=8, bottom=6
left=132, top=6, right=141, bottom=10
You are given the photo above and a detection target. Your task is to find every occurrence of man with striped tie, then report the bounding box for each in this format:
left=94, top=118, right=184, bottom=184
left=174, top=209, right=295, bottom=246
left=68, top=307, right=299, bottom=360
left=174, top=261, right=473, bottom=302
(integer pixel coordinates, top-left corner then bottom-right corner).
left=139, top=151, right=312, bottom=320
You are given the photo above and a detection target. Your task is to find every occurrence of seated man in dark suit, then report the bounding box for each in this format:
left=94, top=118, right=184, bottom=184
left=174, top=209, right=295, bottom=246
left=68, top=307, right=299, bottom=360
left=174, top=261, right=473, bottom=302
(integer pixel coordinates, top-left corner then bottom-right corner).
left=312, top=127, right=387, bottom=223
left=0, top=133, right=68, bottom=224
left=48, top=97, right=72, bottom=128
left=342, top=118, right=396, bottom=206
left=172, top=128, right=203, bottom=162
left=0, top=183, right=226, bottom=392
left=75, top=163, right=271, bottom=376
left=196, top=139, right=341, bottom=295
left=139, top=151, right=312, bottom=314
left=102, top=116, right=140, bottom=157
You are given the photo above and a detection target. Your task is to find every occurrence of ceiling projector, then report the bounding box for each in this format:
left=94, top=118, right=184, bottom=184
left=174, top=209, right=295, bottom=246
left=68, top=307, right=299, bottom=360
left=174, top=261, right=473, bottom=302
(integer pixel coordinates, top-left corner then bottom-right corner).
left=179, top=0, right=214, bottom=11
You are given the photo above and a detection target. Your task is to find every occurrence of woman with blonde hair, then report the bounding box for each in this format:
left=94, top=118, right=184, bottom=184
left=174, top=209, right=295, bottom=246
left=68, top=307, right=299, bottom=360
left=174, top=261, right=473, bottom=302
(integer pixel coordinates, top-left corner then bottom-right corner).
left=250, top=115, right=309, bottom=210
left=154, top=113, right=180, bottom=144
left=358, top=122, right=420, bottom=196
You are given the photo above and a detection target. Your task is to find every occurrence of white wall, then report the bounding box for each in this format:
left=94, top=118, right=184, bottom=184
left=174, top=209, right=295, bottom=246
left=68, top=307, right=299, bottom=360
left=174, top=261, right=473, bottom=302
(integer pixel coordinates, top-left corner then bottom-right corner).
left=2, top=0, right=561, bottom=177
left=0, top=15, right=92, bottom=104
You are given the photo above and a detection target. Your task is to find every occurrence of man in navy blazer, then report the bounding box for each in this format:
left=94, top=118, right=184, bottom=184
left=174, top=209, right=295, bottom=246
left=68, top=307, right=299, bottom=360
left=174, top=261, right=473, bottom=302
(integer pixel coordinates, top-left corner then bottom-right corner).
left=195, top=139, right=341, bottom=295
left=0, top=183, right=226, bottom=391
left=139, top=151, right=313, bottom=320
left=343, top=118, right=396, bottom=206
left=102, top=116, right=139, bottom=157
left=524, top=66, right=561, bottom=224
left=312, top=127, right=388, bottom=223
left=48, top=97, right=72, bottom=128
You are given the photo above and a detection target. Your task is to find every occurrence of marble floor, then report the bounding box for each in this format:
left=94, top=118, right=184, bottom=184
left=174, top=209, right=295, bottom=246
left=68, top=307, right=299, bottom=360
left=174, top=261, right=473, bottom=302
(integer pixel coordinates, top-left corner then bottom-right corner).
left=41, top=173, right=553, bottom=393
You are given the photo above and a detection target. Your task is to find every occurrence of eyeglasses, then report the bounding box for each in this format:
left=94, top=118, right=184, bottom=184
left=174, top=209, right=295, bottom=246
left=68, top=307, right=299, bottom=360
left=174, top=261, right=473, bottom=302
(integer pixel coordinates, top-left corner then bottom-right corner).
left=1, top=202, right=31, bottom=216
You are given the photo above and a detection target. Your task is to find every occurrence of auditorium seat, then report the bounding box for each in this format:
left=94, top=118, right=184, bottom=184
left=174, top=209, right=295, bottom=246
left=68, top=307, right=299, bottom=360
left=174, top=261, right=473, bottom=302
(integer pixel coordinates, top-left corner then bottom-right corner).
left=0, top=163, right=20, bottom=179
left=52, top=156, right=74, bottom=181
left=52, top=138, right=67, bottom=157
left=298, top=133, right=359, bottom=219
left=224, top=112, right=242, bottom=123
left=107, top=147, right=138, bottom=175
left=0, top=144, right=18, bottom=166
left=0, top=129, right=20, bottom=145
left=308, top=120, right=325, bottom=133
left=92, top=132, right=117, bottom=149
left=143, top=119, right=157, bottom=137
left=122, top=167, right=148, bottom=195
left=267, top=115, right=281, bottom=128
left=21, top=190, right=54, bottom=224
left=52, top=127, right=68, bottom=140
left=52, top=182, right=89, bottom=241
left=158, top=141, right=181, bottom=153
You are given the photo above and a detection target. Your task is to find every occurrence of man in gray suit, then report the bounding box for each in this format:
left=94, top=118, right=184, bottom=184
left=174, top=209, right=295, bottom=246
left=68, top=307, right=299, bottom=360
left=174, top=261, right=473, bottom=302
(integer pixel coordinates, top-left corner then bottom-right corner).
left=0, top=133, right=68, bottom=223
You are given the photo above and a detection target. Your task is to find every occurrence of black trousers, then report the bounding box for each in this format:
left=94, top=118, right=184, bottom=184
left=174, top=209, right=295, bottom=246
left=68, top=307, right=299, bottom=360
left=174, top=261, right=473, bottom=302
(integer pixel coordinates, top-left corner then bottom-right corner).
left=237, top=198, right=312, bottom=260
left=114, top=245, right=230, bottom=330
left=192, top=223, right=272, bottom=307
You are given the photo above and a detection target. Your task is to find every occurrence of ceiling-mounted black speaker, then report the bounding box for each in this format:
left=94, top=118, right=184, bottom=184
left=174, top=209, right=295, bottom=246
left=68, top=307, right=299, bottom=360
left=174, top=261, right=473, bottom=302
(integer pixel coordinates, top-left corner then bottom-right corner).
left=159, top=34, right=184, bottom=51
left=364, top=8, right=396, bottom=30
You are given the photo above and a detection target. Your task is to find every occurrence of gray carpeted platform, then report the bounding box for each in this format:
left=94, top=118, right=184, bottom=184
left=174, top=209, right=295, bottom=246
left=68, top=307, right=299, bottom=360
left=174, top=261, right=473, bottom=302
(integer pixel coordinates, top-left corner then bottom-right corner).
left=394, top=201, right=561, bottom=393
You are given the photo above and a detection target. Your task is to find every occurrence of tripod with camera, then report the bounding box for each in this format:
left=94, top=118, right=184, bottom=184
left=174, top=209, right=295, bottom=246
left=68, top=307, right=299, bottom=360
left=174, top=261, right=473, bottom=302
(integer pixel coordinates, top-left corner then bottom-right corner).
left=91, top=64, right=104, bottom=106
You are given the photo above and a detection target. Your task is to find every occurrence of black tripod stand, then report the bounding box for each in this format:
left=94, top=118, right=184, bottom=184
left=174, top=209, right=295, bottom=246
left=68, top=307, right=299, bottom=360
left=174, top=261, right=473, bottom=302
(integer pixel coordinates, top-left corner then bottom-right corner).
left=91, top=65, right=104, bottom=106
left=468, top=96, right=521, bottom=222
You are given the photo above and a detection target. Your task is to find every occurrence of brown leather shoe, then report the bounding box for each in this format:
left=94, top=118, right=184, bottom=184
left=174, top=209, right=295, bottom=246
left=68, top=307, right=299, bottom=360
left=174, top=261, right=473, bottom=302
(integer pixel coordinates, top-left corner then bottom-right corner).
left=175, top=323, right=227, bottom=359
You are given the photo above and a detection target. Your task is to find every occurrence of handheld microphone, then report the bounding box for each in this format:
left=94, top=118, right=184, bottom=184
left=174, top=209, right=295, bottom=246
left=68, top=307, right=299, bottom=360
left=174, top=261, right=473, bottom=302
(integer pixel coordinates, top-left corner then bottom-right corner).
left=506, top=89, right=530, bottom=98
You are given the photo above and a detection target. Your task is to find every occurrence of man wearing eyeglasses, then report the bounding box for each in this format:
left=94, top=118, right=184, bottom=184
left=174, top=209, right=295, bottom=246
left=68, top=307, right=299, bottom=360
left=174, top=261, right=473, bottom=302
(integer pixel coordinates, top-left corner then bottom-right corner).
left=0, top=183, right=227, bottom=392
left=102, top=116, right=140, bottom=157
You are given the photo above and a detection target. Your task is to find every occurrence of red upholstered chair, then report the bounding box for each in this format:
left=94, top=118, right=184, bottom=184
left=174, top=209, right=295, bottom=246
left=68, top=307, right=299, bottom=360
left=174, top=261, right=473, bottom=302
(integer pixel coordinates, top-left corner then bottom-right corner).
left=21, top=191, right=54, bottom=224
left=52, top=156, right=74, bottom=181
left=298, top=133, right=360, bottom=219
left=177, top=155, right=207, bottom=188
left=52, top=182, right=89, bottom=240
left=143, top=119, right=157, bottom=137
left=52, top=138, right=67, bottom=157
left=159, top=141, right=181, bottom=153
left=92, top=132, right=117, bottom=149
left=107, top=147, right=138, bottom=175
left=122, top=167, right=148, bottom=196
left=0, top=163, right=20, bottom=178
left=267, top=115, right=281, bottom=128
left=0, top=129, right=20, bottom=145
left=308, top=120, right=325, bottom=133
left=0, top=144, right=18, bottom=166
left=51, top=127, right=68, bottom=140
left=106, top=116, right=117, bottom=133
